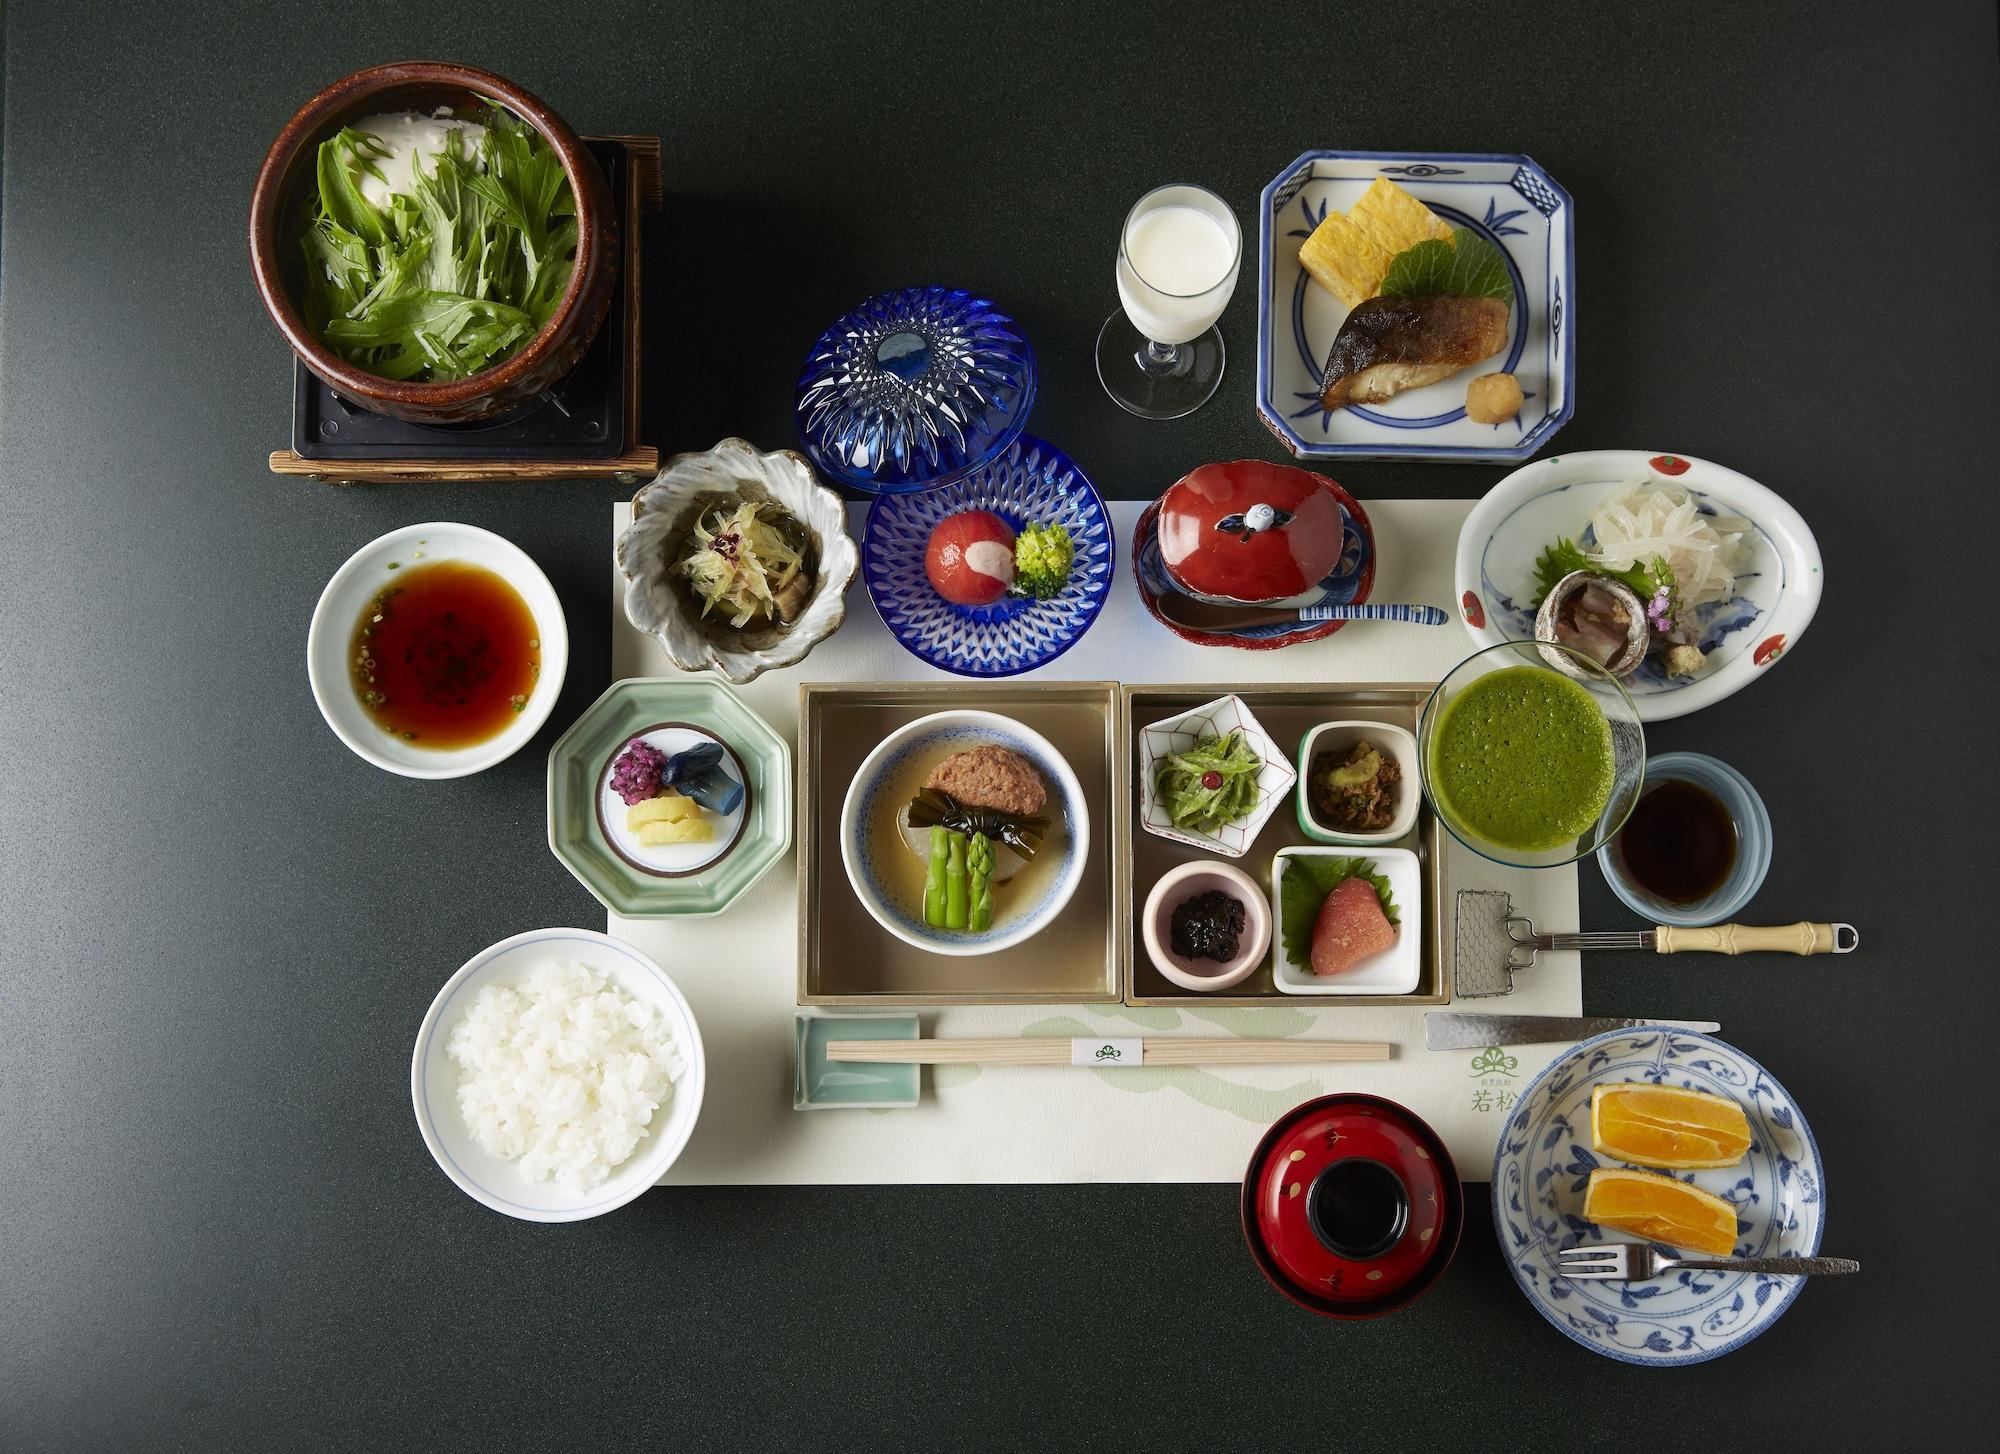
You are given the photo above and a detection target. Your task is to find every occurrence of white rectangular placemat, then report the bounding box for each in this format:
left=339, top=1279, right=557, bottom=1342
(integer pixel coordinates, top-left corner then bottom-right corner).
left=610, top=499, right=1580, bottom=1184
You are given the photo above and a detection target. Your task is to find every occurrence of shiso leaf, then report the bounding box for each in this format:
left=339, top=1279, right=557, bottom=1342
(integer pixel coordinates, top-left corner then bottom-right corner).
left=1278, top=855, right=1398, bottom=967
left=1378, top=227, right=1514, bottom=304
left=1531, top=538, right=1670, bottom=609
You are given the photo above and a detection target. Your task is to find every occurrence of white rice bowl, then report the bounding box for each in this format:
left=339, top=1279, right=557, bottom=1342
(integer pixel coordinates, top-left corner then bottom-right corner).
left=411, top=928, right=706, bottom=1222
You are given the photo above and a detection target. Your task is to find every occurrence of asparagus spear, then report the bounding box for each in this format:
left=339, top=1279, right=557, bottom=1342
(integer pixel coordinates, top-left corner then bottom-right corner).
left=923, top=826, right=949, bottom=926
left=944, top=830, right=969, bottom=929
left=967, top=832, right=994, bottom=932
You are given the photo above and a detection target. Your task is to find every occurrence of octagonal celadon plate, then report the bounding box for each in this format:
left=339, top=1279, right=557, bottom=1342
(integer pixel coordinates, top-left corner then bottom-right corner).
left=548, top=679, right=792, bottom=916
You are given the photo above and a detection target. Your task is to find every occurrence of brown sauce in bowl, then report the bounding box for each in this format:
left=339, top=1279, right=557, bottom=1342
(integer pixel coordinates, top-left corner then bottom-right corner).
left=1612, top=779, right=1738, bottom=906
left=348, top=560, right=541, bottom=749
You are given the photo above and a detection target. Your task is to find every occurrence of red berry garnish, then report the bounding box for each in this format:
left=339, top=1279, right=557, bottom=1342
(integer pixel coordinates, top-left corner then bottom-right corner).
left=1201, top=770, right=1223, bottom=790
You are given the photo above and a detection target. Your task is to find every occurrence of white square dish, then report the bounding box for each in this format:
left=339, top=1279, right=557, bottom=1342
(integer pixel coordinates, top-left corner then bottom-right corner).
left=1138, top=694, right=1296, bottom=858
left=1256, top=150, right=1574, bottom=464
left=1270, top=845, right=1422, bottom=995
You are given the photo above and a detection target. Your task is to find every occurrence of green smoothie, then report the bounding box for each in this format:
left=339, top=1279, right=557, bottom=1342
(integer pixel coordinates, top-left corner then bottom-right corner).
left=1426, top=665, right=1616, bottom=853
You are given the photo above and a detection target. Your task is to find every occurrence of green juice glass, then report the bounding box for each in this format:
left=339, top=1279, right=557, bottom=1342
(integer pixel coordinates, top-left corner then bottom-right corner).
left=1417, top=639, right=1646, bottom=870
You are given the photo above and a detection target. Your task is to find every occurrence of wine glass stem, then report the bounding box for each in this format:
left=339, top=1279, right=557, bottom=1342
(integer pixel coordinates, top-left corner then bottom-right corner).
left=1138, top=339, right=1181, bottom=375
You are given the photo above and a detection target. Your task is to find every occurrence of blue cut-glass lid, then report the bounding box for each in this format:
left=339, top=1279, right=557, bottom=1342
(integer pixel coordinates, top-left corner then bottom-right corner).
left=794, top=287, right=1038, bottom=496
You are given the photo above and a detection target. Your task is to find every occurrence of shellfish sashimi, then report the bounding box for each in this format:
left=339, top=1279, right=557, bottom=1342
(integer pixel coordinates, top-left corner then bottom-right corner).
left=1317, top=294, right=1509, bottom=410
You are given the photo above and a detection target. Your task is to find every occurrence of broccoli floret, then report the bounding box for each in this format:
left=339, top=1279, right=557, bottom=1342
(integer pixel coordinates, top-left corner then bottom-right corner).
left=1011, top=521, right=1074, bottom=601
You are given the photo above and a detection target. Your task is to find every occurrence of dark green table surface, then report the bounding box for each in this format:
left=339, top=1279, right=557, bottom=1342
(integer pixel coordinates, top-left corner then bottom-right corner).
left=2, top=1, right=1994, bottom=1447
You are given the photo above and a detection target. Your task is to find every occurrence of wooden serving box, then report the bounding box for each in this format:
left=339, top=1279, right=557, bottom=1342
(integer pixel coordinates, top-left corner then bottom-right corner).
left=796, top=681, right=1125, bottom=1005
left=1121, top=684, right=1450, bottom=1007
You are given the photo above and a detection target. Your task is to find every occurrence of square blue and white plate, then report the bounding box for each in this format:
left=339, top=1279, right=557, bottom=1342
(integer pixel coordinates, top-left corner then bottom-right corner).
left=1257, top=150, right=1574, bottom=464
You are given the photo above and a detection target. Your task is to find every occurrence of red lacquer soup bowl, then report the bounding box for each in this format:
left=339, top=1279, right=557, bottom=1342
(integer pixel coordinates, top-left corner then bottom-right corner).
left=1241, top=1093, right=1464, bottom=1319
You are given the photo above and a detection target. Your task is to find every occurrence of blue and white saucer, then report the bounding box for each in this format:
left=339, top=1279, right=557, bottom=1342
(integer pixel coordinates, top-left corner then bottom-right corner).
left=1492, top=1029, right=1826, bottom=1366
left=861, top=436, right=1114, bottom=677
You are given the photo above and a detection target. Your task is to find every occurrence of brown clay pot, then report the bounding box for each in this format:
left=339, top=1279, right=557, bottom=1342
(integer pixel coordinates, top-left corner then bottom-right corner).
left=248, top=60, right=616, bottom=424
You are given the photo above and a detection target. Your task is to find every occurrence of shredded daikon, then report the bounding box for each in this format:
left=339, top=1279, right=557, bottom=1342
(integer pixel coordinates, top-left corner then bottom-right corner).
left=1587, top=480, right=1744, bottom=613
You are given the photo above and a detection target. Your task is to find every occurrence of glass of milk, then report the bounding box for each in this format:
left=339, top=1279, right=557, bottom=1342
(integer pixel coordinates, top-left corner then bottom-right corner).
left=1096, top=184, right=1241, bottom=419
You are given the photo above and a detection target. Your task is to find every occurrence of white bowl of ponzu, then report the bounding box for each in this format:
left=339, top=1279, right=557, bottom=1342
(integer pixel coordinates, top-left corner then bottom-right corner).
left=1417, top=639, right=1645, bottom=869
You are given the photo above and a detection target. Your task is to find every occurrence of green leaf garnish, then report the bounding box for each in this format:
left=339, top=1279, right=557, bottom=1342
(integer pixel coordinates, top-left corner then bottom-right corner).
left=1278, top=855, right=1398, bottom=967
left=1378, top=227, right=1514, bottom=304
left=1531, top=538, right=1671, bottom=608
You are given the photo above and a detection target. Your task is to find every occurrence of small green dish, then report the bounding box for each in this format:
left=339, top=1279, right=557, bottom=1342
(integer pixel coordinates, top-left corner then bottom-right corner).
left=547, top=678, right=791, bottom=917
left=794, top=1013, right=921, bottom=1110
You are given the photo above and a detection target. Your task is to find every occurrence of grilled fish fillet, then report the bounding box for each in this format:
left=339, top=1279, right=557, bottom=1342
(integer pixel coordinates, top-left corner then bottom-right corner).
left=1318, top=294, right=1509, bottom=409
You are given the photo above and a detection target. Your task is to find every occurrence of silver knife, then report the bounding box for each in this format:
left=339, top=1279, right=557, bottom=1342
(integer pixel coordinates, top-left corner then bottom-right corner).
left=1424, top=1014, right=1721, bottom=1050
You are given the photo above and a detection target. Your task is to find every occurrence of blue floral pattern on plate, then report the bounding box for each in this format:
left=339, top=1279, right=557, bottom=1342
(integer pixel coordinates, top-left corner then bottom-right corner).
left=1492, top=1030, right=1825, bottom=1366
left=1255, top=151, right=1574, bottom=463
left=862, top=436, right=1113, bottom=677
left=1453, top=451, right=1824, bottom=722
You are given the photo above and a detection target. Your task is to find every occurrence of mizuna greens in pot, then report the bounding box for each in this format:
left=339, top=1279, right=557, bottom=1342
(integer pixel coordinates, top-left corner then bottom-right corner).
left=297, top=108, right=577, bottom=381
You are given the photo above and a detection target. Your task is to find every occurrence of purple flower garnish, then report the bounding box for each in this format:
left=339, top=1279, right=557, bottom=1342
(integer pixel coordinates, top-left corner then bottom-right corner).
left=1646, top=586, right=1674, bottom=633
left=609, top=739, right=668, bottom=806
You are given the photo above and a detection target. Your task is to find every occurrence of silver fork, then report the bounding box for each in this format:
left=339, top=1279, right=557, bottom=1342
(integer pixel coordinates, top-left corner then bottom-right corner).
left=1558, top=1244, right=1859, bottom=1280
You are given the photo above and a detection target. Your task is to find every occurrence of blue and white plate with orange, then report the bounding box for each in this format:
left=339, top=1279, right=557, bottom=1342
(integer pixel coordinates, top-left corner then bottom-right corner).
left=1493, top=1029, right=1825, bottom=1366
left=1257, top=150, right=1574, bottom=464
left=862, top=436, right=1114, bottom=677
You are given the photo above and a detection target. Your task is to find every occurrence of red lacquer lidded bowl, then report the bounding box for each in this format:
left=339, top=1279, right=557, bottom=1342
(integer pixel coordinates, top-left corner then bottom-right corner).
left=1157, top=459, right=1351, bottom=604
left=1241, top=1093, right=1463, bottom=1319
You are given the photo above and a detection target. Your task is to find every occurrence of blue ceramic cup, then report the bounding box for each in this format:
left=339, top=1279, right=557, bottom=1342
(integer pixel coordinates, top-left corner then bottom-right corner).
left=1597, top=752, right=1771, bottom=927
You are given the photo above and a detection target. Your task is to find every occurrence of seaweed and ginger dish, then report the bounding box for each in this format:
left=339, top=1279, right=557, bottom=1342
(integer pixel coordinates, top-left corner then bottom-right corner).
left=677, top=498, right=818, bottom=630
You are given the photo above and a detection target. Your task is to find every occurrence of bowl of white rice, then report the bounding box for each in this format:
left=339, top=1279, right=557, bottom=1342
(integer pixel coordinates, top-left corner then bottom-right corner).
left=411, top=927, right=706, bottom=1222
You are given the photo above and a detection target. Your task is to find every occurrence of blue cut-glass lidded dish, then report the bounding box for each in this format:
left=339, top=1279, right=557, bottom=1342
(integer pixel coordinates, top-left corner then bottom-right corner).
left=795, top=287, right=1038, bottom=495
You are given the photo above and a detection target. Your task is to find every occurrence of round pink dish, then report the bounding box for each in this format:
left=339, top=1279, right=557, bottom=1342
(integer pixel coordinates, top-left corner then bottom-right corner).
left=1141, top=860, right=1271, bottom=991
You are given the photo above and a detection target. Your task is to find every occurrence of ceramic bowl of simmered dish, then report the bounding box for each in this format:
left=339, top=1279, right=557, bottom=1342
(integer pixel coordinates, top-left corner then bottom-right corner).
left=839, top=710, right=1088, bottom=957
left=618, top=438, right=860, bottom=685
left=249, top=61, right=617, bottom=424
left=307, top=522, right=569, bottom=779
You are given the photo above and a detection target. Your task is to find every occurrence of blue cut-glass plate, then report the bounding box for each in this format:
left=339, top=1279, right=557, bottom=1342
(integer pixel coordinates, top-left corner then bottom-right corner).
left=861, top=436, right=1113, bottom=677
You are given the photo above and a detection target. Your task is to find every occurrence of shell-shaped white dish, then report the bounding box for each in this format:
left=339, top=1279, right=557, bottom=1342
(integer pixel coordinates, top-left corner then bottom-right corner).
left=618, top=437, right=859, bottom=684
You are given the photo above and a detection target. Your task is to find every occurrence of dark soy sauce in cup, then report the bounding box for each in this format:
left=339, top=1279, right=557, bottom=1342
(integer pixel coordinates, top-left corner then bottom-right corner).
left=1306, top=1158, right=1409, bottom=1261
left=1613, top=779, right=1738, bottom=906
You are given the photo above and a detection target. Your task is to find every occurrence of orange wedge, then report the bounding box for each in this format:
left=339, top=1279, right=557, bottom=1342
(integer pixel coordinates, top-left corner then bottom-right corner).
left=1591, top=1083, right=1752, bottom=1170
left=1583, top=1169, right=1740, bottom=1256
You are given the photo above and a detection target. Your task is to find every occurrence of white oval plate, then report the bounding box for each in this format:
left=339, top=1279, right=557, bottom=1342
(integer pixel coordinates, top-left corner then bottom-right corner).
left=411, top=928, right=706, bottom=1223
left=1492, top=1029, right=1824, bottom=1366
left=1454, top=451, right=1822, bottom=721
left=306, top=522, right=569, bottom=778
